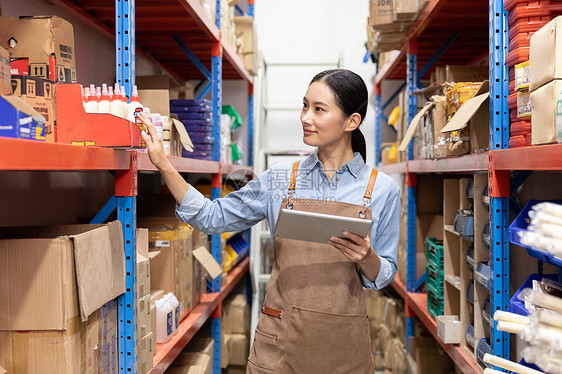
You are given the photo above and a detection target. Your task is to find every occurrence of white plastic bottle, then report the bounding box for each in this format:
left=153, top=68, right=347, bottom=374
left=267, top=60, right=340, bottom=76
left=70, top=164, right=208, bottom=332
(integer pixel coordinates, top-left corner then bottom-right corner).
left=84, top=87, right=98, bottom=113
left=98, top=84, right=111, bottom=114
left=155, top=292, right=179, bottom=343
left=151, top=113, right=163, bottom=141
left=120, top=86, right=128, bottom=120
left=111, top=84, right=124, bottom=118
left=127, top=85, right=144, bottom=126
left=82, top=86, right=89, bottom=110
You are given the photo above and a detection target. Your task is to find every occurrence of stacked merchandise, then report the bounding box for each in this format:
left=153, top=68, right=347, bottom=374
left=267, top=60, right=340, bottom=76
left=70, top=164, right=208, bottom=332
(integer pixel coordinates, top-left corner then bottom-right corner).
left=170, top=99, right=214, bottom=160
left=505, top=0, right=562, bottom=147
left=365, top=290, right=407, bottom=373
left=425, top=238, right=445, bottom=319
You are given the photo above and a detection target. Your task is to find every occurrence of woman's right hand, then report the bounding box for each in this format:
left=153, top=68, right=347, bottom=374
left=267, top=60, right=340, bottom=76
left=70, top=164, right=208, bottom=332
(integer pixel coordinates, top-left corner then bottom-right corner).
left=139, top=113, right=169, bottom=170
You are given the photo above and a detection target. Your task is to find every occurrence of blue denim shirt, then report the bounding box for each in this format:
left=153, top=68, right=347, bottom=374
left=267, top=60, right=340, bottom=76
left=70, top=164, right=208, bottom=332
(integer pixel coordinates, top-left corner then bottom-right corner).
left=176, top=150, right=401, bottom=290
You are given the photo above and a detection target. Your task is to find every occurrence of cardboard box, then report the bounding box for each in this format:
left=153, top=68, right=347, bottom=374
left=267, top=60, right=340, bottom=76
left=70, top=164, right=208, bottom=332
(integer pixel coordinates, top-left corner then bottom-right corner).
left=171, top=352, right=211, bottom=374
left=530, top=16, right=562, bottom=91
left=188, top=337, right=215, bottom=359
left=137, top=254, right=151, bottom=297
left=415, top=348, right=454, bottom=373
left=224, top=366, right=246, bottom=374
left=228, top=333, right=248, bottom=366
left=0, top=299, right=118, bottom=374
left=0, top=47, right=9, bottom=95
left=0, top=221, right=125, bottom=329
left=10, top=75, right=55, bottom=141
left=193, top=246, right=224, bottom=280
left=149, top=225, right=194, bottom=319
left=445, top=65, right=489, bottom=83
left=394, top=0, right=418, bottom=20
left=432, top=96, right=452, bottom=158
left=440, top=81, right=490, bottom=153
left=0, top=16, right=76, bottom=83
left=234, top=16, right=257, bottom=75
left=138, top=332, right=154, bottom=374
left=370, top=0, right=409, bottom=32
left=531, top=79, right=562, bottom=144
left=225, top=294, right=249, bottom=334
left=0, top=95, right=45, bottom=140
left=137, top=294, right=152, bottom=340
left=222, top=333, right=231, bottom=368
left=150, top=296, right=157, bottom=352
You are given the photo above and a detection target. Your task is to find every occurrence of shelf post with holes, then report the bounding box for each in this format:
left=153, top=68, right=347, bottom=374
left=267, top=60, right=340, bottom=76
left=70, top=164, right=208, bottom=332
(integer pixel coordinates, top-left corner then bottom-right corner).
left=116, top=151, right=139, bottom=373
left=375, top=84, right=382, bottom=167
left=489, top=0, right=510, bottom=360
left=116, top=0, right=135, bottom=98
left=210, top=2, right=223, bottom=373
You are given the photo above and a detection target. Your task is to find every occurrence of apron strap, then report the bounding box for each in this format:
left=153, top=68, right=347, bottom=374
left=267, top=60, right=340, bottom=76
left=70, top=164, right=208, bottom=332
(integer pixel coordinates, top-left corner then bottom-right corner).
left=288, top=161, right=299, bottom=193
left=363, top=169, right=378, bottom=200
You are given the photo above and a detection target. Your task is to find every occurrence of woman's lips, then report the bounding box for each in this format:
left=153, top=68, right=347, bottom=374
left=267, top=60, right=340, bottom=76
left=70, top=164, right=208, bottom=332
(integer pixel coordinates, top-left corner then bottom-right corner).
left=303, top=129, right=316, bottom=136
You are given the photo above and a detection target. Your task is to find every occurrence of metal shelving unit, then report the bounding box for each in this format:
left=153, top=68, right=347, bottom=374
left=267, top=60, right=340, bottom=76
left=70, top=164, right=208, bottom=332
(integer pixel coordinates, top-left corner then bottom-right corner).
left=373, top=0, right=511, bottom=371
left=1, top=1, right=257, bottom=373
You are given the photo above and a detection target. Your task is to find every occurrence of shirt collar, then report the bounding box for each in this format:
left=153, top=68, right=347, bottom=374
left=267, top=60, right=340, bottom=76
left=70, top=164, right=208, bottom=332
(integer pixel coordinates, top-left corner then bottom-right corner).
left=300, top=149, right=365, bottom=178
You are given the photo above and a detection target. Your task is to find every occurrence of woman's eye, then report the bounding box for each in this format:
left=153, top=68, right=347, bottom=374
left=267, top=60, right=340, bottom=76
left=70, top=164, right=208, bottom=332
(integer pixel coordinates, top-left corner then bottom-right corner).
left=315, top=107, right=323, bottom=112
left=302, top=103, right=308, bottom=109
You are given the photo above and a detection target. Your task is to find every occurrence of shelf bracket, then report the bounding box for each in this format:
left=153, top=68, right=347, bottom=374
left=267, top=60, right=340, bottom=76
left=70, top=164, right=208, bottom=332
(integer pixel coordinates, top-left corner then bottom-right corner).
left=414, top=273, right=426, bottom=291
left=510, top=170, right=533, bottom=194
left=90, top=195, right=117, bottom=224
left=173, top=36, right=212, bottom=81
left=197, top=81, right=213, bottom=100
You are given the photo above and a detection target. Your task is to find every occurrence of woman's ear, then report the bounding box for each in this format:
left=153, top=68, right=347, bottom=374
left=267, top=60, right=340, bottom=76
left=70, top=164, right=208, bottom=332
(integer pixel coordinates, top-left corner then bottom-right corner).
left=344, top=113, right=362, bottom=133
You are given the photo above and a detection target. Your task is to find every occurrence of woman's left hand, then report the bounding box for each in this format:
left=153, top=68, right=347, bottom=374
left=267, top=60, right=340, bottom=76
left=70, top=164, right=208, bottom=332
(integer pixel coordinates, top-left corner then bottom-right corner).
left=329, top=231, right=373, bottom=263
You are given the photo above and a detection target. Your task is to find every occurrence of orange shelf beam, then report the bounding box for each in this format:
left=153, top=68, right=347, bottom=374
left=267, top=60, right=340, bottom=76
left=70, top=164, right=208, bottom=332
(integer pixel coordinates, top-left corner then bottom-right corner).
left=178, top=0, right=221, bottom=41
left=150, top=256, right=249, bottom=374
left=390, top=276, right=483, bottom=374
left=0, top=138, right=131, bottom=171
left=377, top=153, right=489, bottom=175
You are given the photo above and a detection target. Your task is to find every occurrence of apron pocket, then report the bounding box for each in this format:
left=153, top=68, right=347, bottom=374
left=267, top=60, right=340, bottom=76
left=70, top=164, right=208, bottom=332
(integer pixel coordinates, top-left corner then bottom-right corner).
left=248, top=328, right=279, bottom=371
left=285, top=305, right=372, bottom=373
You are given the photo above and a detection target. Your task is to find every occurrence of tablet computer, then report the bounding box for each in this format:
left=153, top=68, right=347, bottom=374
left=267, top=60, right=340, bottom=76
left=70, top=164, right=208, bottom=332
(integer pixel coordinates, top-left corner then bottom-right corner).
left=274, top=209, right=372, bottom=244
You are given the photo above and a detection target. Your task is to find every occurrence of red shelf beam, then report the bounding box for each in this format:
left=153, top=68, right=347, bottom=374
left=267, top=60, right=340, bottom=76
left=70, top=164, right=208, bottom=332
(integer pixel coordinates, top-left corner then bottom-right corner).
left=492, top=144, right=562, bottom=171
left=150, top=256, right=249, bottom=374
left=390, top=277, right=483, bottom=374
left=408, top=152, right=489, bottom=173
left=0, top=138, right=131, bottom=171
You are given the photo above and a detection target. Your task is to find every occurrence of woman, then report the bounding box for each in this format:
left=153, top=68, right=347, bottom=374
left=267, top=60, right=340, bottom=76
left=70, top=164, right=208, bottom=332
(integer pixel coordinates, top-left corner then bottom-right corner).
left=140, top=69, right=400, bottom=373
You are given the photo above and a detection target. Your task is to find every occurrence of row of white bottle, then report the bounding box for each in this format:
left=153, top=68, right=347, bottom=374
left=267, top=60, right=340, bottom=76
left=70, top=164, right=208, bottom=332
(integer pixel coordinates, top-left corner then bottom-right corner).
left=82, top=83, right=144, bottom=124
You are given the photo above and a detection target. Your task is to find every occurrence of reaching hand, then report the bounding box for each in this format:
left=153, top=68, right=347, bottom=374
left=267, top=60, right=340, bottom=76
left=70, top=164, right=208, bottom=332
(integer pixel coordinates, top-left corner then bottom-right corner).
left=139, top=113, right=168, bottom=170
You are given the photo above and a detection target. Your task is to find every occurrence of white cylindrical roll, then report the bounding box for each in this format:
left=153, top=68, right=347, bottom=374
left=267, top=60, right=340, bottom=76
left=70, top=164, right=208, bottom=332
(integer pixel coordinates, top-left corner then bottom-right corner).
left=483, top=353, right=545, bottom=374
left=497, top=321, right=526, bottom=333
left=494, top=310, right=530, bottom=325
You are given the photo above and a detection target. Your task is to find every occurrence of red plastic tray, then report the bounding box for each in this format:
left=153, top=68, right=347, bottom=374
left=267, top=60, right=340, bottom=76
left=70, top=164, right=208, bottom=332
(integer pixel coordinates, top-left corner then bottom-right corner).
left=509, top=16, right=553, bottom=39
left=507, top=46, right=530, bottom=67
left=505, top=0, right=559, bottom=12
left=510, top=79, right=516, bottom=92
left=511, top=120, right=532, bottom=136
left=508, top=92, right=518, bottom=110
left=511, top=108, right=519, bottom=121
left=508, top=1, right=562, bottom=26
left=526, top=133, right=533, bottom=145
left=510, top=67, right=515, bottom=81
left=510, top=135, right=529, bottom=148
left=509, top=32, right=535, bottom=50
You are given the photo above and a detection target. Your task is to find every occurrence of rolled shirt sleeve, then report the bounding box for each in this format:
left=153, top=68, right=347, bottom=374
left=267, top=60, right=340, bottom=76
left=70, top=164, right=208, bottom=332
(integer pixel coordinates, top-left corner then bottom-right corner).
left=361, top=185, right=401, bottom=290
left=175, top=169, right=270, bottom=235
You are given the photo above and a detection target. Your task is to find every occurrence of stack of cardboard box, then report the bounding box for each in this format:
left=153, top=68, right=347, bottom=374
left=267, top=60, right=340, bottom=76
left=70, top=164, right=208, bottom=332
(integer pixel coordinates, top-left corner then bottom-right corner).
left=223, top=294, right=250, bottom=373
left=233, top=16, right=257, bottom=75
left=137, top=229, right=157, bottom=373
left=364, top=290, right=406, bottom=373
left=0, top=16, right=77, bottom=142
left=530, top=16, right=562, bottom=145
left=0, top=221, right=125, bottom=373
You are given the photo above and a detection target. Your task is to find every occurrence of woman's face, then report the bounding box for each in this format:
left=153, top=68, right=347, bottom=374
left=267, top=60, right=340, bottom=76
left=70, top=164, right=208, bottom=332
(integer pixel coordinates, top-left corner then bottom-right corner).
left=301, top=81, right=349, bottom=148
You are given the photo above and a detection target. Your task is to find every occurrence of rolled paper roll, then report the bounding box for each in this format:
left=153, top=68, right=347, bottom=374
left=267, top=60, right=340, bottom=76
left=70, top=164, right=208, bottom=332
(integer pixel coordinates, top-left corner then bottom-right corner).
left=483, top=353, right=545, bottom=374
left=494, top=310, right=530, bottom=325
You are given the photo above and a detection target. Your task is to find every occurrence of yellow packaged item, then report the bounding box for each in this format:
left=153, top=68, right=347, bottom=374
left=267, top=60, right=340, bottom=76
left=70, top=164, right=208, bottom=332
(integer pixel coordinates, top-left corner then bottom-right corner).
left=444, top=82, right=483, bottom=120
left=515, top=61, right=530, bottom=91
left=517, top=91, right=531, bottom=118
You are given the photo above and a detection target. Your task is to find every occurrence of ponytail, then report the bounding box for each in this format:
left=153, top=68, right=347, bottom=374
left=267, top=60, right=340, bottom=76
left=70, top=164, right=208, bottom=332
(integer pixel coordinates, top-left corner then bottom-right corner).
left=352, top=128, right=367, bottom=163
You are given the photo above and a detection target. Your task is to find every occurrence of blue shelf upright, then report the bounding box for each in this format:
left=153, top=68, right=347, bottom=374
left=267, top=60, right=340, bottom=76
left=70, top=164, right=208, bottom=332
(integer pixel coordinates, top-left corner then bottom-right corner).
left=489, top=0, right=511, bottom=361
left=375, top=84, right=382, bottom=167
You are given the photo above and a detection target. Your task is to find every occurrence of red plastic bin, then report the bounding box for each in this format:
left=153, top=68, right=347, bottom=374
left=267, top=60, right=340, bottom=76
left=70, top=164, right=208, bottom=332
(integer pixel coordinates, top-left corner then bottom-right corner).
left=509, top=16, right=553, bottom=39
left=526, top=133, right=533, bottom=145
left=509, top=135, right=529, bottom=148
left=511, top=109, right=519, bottom=121
left=510, top=67, right=515, bottom=81
left=510, top=79, right=516, bottom=92
left=508, top=1, right=562, bottom=26
left=511, top=120, right=532, bottom=136
left=509, top=32, right=535, bottom=50
left=507, top=46, right=530, bottom=67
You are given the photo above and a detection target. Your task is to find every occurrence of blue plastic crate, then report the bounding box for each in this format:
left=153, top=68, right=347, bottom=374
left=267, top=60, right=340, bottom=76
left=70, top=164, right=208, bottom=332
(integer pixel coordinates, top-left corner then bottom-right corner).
left=475, top=262, right=492, bottom=291
left=466, top=247, right=475, bottom=270
left=482, top=223, right=490, bottom=246
left=482, top=299, right=491, bottom=325
left=481, top=186, right=489, bottom=207
left=454, top=211, right=474, bottom=242
left=466, top=324, right=475, bottom=348
left=510, top=273, right=559, bottom=316
left=509, top=199, right=562, bottom=268
left=466, top=283, right=475, bottom=305
left=467, top=180, right=475, bottom=199
left=476, top=338, right=492, bottom=368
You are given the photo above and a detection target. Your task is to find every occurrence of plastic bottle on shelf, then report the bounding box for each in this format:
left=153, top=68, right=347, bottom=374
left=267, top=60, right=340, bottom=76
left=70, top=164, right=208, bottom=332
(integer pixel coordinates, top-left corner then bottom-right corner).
left=82, top=86, right=89, bottom=110
left=98, top=84, right=111, bottom=113
left=110, top=88, right=124, bottom=118
left=95, top=87, right=102, bottom=103
left=84, top=87, right=98, bottom=113
left=161, top=115, right=171, bottom=156
left=151, top=113, right=163, bottom=141
left=127, top=85, right=143, bottom=122
left=154, top=292, right=179, bottom=343
left=120, top=86, right=128, bottom=115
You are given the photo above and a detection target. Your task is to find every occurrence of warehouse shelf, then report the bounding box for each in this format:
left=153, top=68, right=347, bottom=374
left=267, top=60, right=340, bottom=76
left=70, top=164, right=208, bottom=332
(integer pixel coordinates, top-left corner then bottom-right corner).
left=137, top=152, right=220, bottom=174
left=492, top=144, right=562, bottom=171
left=0, top=137, right=131, bottom=171
left=53, top=0, right=254, bottom=82
left=374, top=0, right=489, bottom=84
left=377, top=152, right=489, bottom=175
left=150, top=256, right=249, bottom=373
left=390, top=276, right=483, bottom=374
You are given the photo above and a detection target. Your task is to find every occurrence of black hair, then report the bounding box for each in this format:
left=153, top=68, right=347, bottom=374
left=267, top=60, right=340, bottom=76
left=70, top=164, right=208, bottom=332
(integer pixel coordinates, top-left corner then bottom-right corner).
left=310, top=69, right=368, bottom=162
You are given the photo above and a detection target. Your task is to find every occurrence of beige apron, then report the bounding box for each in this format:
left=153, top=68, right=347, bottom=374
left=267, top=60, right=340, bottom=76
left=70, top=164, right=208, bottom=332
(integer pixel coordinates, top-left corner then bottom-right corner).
left=246, top=161, right=378, bottom=374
